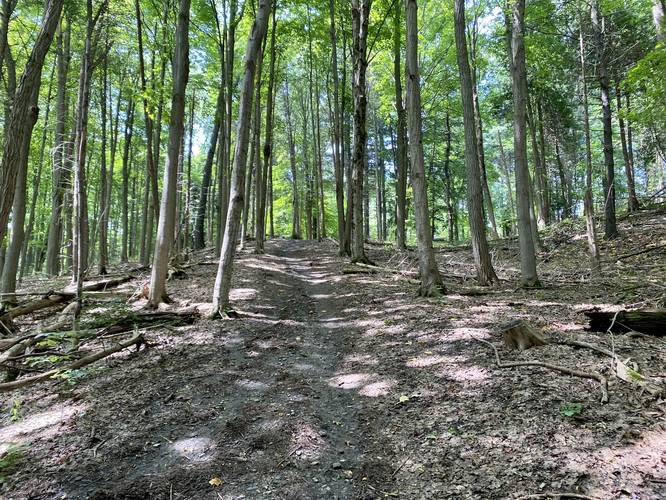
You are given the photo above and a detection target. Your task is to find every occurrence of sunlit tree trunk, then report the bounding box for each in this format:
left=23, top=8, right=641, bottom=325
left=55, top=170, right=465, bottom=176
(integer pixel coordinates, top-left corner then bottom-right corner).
left=393, top=4, right=407, bottom=251
left=329, top=0, right=345, bottom=254
left=350, top=0, right=371, bottom=263
left=406, top=0, right=445, bottom=294
left=121, top=100, right=135, bottom=262
left=211, top=0, right=271, bottom=317
left=507, top=0, right=539, bottom=287
left=0, top=0, right=63, bottom=249
left=148, top=0, right=190, bottom=308
left=454, top=0, right=498, bottom=286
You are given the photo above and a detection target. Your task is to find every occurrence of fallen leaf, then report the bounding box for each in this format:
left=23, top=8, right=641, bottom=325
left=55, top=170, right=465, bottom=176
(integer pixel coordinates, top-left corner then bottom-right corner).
left=399, top=395, right=410, bottom=403
left=209, top=477, right=223, bottom=487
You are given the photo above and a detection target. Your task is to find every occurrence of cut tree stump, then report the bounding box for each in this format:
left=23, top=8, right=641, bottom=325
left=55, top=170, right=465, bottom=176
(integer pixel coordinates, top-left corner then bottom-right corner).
left=500, top=320, right=547, bottom=351
left=584, top=309, right=666, bottom=336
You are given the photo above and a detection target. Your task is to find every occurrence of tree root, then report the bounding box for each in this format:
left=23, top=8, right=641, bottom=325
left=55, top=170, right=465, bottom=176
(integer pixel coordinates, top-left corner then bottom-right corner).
left=0, top=332, right=145, bottom=392
left=515, top=493, right=600, bottom=500
left=475, top=338, right=609, bottom=403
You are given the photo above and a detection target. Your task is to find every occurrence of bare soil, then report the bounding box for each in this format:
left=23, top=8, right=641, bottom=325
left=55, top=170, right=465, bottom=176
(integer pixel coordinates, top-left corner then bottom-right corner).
left=1, top=208, right=666, bottom=499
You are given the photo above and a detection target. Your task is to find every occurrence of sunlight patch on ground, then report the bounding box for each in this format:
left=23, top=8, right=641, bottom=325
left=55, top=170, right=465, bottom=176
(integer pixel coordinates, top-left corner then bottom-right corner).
left=406, top=355, right=448, bottom=368
left=229, top=287, right=258, bottom=300
left=290, top=422, right=327, bottom=460
left=236, top=379, right=270, bottom=391
left=329, top=372, right=372, bottom=389
left=443, top=326, right=492, bottom=341
left=171, top=436, right=216, bottom=462
left=344, top=354, right=379, bottom=366
left=0, top=403, right=85, bottom=454
left=436, top=364, right=490, bottom=384
left=358, top=379, right=396, bottom=397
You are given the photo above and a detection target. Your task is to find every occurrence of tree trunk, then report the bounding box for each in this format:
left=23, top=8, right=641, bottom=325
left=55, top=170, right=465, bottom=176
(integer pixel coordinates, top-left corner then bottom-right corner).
left=443, top=112, right=456, bottom=243
left=256, top=6, right=277, bottom=253
left=284, top=77, right=301, bottom=239
left=406, top=0, right=445, bottom=295
left=350, top=0, right=371, bottom=263
left=454, top=0, right=498, bottom=286
left=0, top=0, right=64, bottom=247
left=591, top=0, right=617, bottom=239
left=578, top=17, right=601, bottom=271
left=98, top=52, right=109, bottom=275
left=121, top=100, right=135, bottom=262
left=45, top=20, right=70, bottom=276
left=148, top=0, right=190, bottom=308
left=211, top=0, right=271, bottom=316
left=507, top=0, right=539, bottom=287
left=616, top=86, right=640, bottom=212
left=329, top=0, right=345, bottom=254
left=393, top=4, right=408, bottom=251
left=527, top=96, right=548, bottom=226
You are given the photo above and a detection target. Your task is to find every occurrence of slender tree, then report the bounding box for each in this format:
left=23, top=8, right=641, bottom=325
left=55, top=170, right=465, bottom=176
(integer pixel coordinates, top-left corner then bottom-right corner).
left=148, top=0, right=190, bottom=308
left=454, top=0, right=498, bottom=285
left=211, top=0, right=271, bottom=317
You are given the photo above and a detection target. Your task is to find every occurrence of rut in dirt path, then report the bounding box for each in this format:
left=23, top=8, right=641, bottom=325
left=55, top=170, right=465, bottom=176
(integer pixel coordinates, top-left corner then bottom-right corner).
left=195, top=240, right=378, bottom=499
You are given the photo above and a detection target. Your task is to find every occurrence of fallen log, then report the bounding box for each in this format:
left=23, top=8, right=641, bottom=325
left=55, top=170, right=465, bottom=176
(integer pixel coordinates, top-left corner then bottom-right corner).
left=0, top=275, right=134, bottom=326
left=0, top=332, right=145, bottom=392
left=584, top=309, right=666, bottom=336
left=97, top=309, right=198, bottom=335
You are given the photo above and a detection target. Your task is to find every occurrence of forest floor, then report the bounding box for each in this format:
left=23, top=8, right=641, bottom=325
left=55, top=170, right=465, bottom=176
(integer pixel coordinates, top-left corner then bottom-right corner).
left=1, top=207, right=666, bottom=499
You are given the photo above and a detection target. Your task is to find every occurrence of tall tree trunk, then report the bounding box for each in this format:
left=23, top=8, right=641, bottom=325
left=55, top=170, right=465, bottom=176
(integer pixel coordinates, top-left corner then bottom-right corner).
left=454, top=0, right=498, bottom=286
left=591, top=0, right=617, bottom=238
left=554, top=136, right=572, bottom=218
left=21, top=68, right=54, bottom=279
left=443, top=111, right=456, bottom=243
left=393, top=3, right=407, bottom=251
left=212, top=0, right=271, bottom=317
left=527, top=96, right=548, bottom=225
left=45, top=20, right=70, bottom=276
left=148, top=0, right=190, bottom=308
left=497, top=130, right=516, bottom=234
left=256, top=6, right=277, bottom=253
left=579, top=18, right=600, bottom=271
left=121, top=100, right=135, bottom=262
left=134, top=0, right=159, bottom=224
left=615, top=86, right=640, bottom=212
left=193, top=85, right=224, bottom=249
left=284, top=77, right=301, bottom=239
left=350, top=0, right=371, bottom=263
left=507, top=0, right=539, bottom=287
left=98, top=51, right=109, bottom=274
left=329, top=0, right=345, bottom=254
left=406, top=0, right=445, bottom=295
left=468, top=18, right=499, bottom=240
left=0, top=0, right=64, bottom=247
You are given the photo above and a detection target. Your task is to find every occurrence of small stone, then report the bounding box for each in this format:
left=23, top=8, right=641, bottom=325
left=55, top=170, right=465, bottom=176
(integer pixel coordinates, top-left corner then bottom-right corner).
left=332, top=462, right=342, bottom=469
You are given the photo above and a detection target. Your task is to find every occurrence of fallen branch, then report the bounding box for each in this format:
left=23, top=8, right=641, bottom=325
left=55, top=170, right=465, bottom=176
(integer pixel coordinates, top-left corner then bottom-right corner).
left=0, top=332, right=145, bottom=392
left=475, top=338, right=609, bottom=403
left=0, top=275, right=134, bottom=325
left=613, top=243, right=666, bottom=262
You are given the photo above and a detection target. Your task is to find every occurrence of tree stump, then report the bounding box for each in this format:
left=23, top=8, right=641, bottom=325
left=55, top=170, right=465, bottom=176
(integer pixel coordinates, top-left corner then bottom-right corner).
left=500, top=320, right=546, bottom=351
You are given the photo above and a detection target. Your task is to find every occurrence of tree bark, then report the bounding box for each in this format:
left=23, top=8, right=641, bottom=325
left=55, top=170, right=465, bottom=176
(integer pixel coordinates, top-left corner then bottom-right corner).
left=591, top=0, right=617, bottom=239
left=578, top=17, right=601, bottom=271
left=350, top=0, right=371, bottom=264
left=121, top=100, right=135, bottom=262
left=211, top=0, right=271, bottom=317
left=393, top=4, right=408, bottom=251
left=454, top=0, right=498, bottom=286
left=615, top=86, right=640, bottom=212
left=284, top=77, right=301, bottom=239
left=0, top=0, right=64, bottom=247
left=507, top=0, right=539, bottom=287
left=406, top=0, right=445, bottom=295
left=148, top=0, right=190, bottom=308
left=329, top=0, right=346, bottom=254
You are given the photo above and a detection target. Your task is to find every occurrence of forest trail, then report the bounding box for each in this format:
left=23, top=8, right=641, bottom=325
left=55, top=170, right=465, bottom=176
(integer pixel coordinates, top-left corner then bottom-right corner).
left=2, top=228, right=666, bottom=499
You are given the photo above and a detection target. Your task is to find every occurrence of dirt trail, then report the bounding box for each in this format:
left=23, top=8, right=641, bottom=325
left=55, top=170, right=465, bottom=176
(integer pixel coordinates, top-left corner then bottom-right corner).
left=2, top=236, right=665, bottom=499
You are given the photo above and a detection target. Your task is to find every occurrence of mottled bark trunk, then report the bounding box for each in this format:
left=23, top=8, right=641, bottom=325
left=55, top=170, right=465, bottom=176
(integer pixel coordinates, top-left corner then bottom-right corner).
left=148, top=0, right=190, bottom=308
left=393, top=4, right=407, bottom=251
left=454, top=0, right=497, bottom=286
left=508, top=0, right=539, bottom=286
left=211, top=0, right=271, bottom=316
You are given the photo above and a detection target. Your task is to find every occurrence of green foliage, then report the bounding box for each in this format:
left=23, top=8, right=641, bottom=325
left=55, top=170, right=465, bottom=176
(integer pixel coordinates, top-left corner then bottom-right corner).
left=0, top=445, right=26, bottom=485
left=559, top=402, right=583, bottom=418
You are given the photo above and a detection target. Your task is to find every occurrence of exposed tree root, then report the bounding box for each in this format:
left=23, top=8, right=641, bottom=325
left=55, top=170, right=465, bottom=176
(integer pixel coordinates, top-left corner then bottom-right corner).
left=475, top=337, right=609, bottom=403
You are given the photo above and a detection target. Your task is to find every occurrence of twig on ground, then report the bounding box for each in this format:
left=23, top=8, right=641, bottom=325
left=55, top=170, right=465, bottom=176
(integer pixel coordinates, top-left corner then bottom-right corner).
left=475, top=337, right=609, bottom=403
left=515, top=493, right=600, bottom=500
